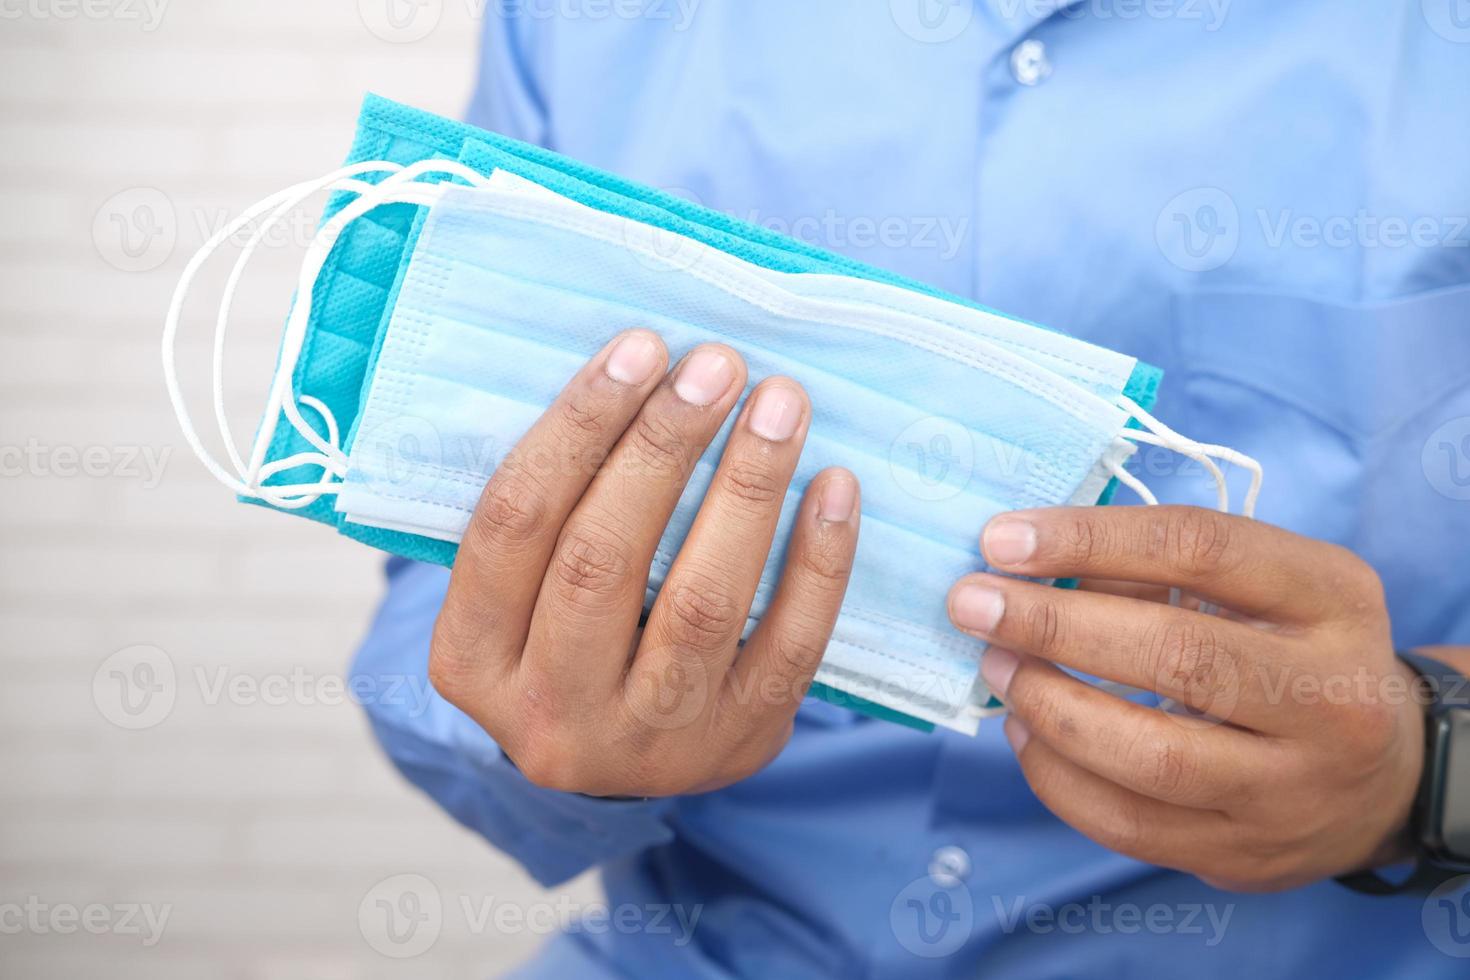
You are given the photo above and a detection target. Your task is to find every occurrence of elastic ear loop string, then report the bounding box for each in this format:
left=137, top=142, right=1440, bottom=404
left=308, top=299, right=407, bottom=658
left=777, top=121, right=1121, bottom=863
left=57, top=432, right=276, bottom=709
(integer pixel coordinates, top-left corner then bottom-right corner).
left=163, top=173, right=369, bottom=500
left=1107, top=396, right=1265, bottom=718
left=1111, top=394, right=1262, bottom=614
left=1118, top=394, right=1263, bottom=519
left=211, top=168, right=414, bottom=508
left=222, top=171, right=442, bottom=506
left=164, top=159, right=488, bottom=507
left=242, top=160, right=488, bottom=498
left=211, top=162, right=404, bottom=481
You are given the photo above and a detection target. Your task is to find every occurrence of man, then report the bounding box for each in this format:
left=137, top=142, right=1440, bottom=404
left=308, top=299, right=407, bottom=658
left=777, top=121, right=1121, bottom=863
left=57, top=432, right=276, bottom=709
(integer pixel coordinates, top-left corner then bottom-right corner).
left=353, top=2, right=1470, bottom=975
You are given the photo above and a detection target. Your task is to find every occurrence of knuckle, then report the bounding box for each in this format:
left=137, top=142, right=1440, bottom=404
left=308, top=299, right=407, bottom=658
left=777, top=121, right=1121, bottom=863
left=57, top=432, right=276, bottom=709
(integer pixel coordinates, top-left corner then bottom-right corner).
left=1327, top=545, right=1387, bottom=615
left=796, top=531, right=854, bottom=590
left=1090, top=795, right=1148, bottom=858
left=471, top=472, right=547, bottom=544
left=511, top=737, right=581, bottom=792
left=556, top=391, right=610, bottom=438
left=1163, top=509, right=1235, bottom=578
left=426, top=610, right=496, bottom=702
left=426, top=642, right=473, bottom=703
left=763, top=627, right=829, bottom=680
left=1059, top=514, right=1112, bottom=567
left=718, top=457, right=784, bottom=507
left=662, top=578, right=740, bottom=650
left=1016, top=678, right=1075, bottom=741
left=620, top=751, right=701, bottom=798
left=625, top=413, right=689, bottom=475
left=548, top=527, right=630, bottom=602
left=1347, top=695, right=1398, bottom=756
left=1133, top=730, right=1202, bottom=802
left=1145, top=619, right=1236, bottom=703
left=1021, top=597, right=1067, bottom=658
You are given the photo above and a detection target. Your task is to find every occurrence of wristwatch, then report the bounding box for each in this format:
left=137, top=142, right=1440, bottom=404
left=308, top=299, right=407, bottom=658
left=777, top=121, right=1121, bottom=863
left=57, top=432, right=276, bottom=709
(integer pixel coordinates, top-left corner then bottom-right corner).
left=1337, top=651, right=1470, bottom=894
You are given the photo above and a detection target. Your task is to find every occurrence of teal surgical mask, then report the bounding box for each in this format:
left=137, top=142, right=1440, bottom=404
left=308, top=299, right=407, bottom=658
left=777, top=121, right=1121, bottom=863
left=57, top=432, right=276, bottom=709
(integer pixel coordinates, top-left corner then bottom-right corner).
left=163, top=96, right=1259, bottom=733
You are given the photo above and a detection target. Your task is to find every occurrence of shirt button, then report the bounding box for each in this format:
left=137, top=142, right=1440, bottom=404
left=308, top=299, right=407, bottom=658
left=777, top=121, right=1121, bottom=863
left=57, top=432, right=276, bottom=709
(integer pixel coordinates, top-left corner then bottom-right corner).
left=1010, top=39, right=1052, bottom=87
left=928, top=846, right=972, bottom=887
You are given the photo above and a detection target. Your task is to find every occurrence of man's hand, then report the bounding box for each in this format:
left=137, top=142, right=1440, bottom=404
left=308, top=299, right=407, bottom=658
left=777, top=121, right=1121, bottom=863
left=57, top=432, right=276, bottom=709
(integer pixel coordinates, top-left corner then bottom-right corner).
left=948, top=506, right=1427, bottom=892
left=429, top=330, right=860, bottom=798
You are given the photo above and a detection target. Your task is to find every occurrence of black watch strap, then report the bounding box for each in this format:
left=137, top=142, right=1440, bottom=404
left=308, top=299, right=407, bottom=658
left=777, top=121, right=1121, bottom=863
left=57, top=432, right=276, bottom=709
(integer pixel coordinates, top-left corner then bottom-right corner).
left=1335, top=651, right=1470, bottom=896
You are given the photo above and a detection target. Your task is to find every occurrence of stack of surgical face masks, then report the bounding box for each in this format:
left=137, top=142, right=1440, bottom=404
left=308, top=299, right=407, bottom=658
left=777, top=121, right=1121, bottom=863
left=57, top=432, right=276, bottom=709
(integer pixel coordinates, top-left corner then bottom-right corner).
left=163, top=95, right=1260, bottom=735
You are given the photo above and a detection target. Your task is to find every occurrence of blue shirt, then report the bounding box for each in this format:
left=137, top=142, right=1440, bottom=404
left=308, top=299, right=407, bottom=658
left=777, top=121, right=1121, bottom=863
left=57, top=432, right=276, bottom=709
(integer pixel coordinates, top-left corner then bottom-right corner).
left=352, top=3, right=1470, bottom=976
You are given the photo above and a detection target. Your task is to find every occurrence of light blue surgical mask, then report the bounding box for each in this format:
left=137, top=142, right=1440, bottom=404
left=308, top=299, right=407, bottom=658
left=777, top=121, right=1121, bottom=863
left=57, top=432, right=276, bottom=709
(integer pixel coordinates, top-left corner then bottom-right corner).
left=163, top=96, right=1259, bottom=733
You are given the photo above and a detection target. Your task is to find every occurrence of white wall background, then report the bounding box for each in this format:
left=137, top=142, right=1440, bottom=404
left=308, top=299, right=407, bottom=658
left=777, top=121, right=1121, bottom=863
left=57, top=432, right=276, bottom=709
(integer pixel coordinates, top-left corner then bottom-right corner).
left=0, top=3, right=595, bottom=975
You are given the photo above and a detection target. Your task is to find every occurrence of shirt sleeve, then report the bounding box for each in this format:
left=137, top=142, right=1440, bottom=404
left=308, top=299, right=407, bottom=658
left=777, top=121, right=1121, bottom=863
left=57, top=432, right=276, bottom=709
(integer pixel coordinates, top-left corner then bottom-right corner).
left=351, top=557, right=676, bottom=887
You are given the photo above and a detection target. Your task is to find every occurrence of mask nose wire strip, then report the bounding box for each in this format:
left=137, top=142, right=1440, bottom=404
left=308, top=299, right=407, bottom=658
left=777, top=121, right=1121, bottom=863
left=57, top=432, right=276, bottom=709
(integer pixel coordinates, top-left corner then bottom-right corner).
left=163, top=158, right=489, bottom=506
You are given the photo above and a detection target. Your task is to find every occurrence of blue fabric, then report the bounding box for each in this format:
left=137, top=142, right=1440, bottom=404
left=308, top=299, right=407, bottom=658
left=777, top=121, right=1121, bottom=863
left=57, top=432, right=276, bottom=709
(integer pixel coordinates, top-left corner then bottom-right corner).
left=339, top=175, right=1149, bottom=732
left=253, top=95, right=1161, bottom=570
left=353, top=2, right=1470, bottom=977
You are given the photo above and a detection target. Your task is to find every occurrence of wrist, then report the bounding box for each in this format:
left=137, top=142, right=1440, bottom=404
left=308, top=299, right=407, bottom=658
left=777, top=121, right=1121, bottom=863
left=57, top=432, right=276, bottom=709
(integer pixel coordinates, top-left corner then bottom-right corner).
left=1358, top=657, right=1427, bottom=872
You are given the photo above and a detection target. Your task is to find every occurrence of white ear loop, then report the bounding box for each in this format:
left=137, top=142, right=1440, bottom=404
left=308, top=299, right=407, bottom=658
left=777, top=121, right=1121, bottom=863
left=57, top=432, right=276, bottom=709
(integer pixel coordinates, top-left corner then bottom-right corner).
left=1106, top=393, right=1264, bottom=625
left=162, top=158, right=492, bottom=508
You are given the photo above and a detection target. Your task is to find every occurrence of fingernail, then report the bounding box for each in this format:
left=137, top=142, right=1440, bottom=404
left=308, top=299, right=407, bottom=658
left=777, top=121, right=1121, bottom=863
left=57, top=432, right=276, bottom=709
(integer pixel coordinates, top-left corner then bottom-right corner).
left=818, top=473, right=857, bottom=523
left=1003, top=715, right=1031, bottom=753
left=673, top=348, right=734, bottom=406
left=747, top=384, right=803, bottom=442
left=952, top=583, right=1004, bottom=634
left=984, top=517, right=1037, bottom=567
left=605, top=332, right=662, bottom=385
left=980, top=647, right=1019, bottom=699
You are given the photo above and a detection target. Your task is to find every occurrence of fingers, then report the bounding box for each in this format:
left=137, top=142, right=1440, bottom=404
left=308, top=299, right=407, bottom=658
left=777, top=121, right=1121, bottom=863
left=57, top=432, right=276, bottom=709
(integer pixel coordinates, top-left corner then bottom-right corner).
left=981, top=506, right=1362, bottom=625
left=949, top=573, right=1303, bottom=734
left=636, top=378, right=813, bottom=691
left=982, top=648, right=1270, bottom=809
left=432, top=330, right=668, bottom=694
left=1006, top=718, right=1237, bottom=873
left=523, top=344, right=747, bottom=691
left=722, top=468, right=860, bottom=734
